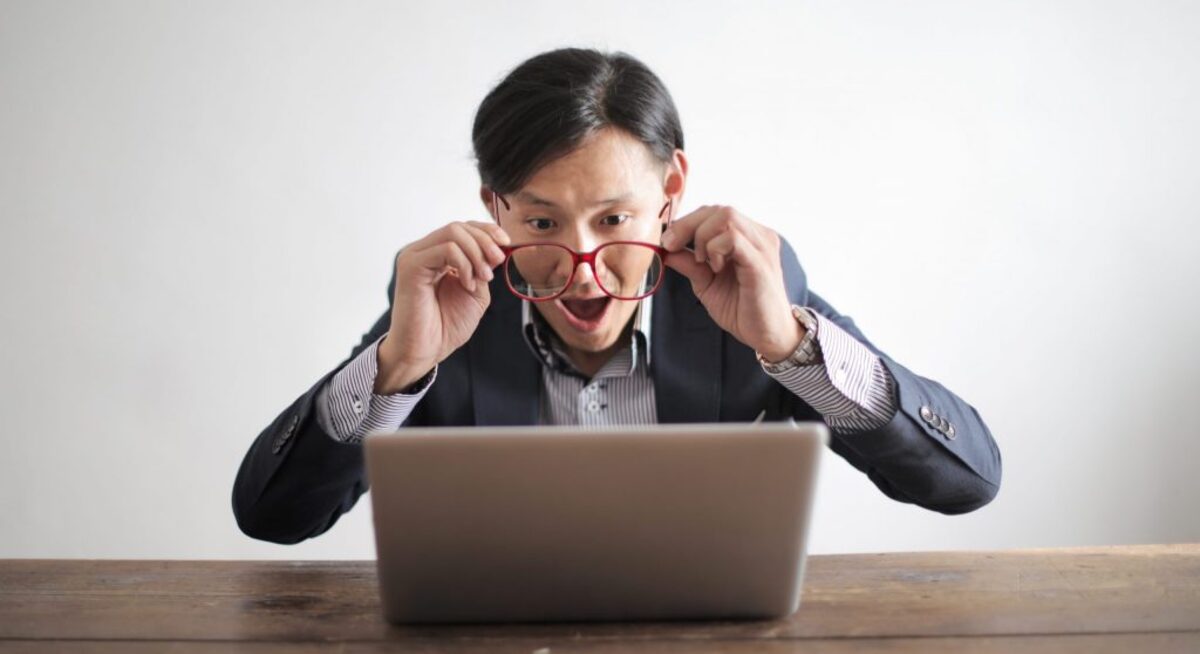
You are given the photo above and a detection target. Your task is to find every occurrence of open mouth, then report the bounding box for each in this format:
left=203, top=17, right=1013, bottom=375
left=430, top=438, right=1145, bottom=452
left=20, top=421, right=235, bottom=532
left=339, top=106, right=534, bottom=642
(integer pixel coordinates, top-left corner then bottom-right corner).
left=556, top=296, right=612, bottom=332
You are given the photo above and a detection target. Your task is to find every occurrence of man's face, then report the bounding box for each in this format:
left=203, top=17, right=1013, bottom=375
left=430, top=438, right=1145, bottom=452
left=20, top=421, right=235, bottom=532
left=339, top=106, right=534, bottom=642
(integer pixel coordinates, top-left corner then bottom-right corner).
left=489, top=127, right=679, bottom=357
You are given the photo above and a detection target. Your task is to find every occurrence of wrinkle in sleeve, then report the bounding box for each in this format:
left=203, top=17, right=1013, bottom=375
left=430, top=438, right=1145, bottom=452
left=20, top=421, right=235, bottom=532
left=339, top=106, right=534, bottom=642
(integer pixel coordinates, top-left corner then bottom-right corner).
left=765, top=308, right=898, bottom=433
left=319, top=333, right=437, bottom=443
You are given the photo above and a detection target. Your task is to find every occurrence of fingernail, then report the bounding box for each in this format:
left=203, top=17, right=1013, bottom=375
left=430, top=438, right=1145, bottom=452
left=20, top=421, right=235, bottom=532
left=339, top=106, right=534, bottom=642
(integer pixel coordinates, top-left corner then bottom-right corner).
left=661, top=231, right=676, bottom=249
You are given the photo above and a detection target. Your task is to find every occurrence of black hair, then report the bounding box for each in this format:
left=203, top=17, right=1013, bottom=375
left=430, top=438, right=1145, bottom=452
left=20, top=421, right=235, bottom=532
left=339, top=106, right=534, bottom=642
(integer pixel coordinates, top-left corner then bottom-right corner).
left=472, top=47, right=684, bottom=197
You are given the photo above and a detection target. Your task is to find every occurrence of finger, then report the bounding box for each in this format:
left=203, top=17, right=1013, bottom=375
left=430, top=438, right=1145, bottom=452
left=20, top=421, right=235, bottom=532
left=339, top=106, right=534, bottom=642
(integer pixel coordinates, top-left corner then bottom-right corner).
left=466, top=220, right=511, bottom=247
left=471, top=274, right=492, bottom=301
left=446, top=223, right=493, bottom=282
left=663, top=250, right=714, bottom=293
left=408, top=222, right=461, bottom=258
left=460, top=222, right=507, bottom=269
left=414, top=241, right=476, bottom=292
left=739, top=219, right=777, bottom=258
left=691, top=208, right=735, bottom=264
left=660, top=205, right=718, bottom=254
left=443, top=242, right=478, bottom=292
left=705, top=231, right=735, bottom=273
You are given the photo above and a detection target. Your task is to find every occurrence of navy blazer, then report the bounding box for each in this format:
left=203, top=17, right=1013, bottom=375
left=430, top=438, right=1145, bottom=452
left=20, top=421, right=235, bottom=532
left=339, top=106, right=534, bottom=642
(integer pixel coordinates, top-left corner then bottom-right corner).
left=233, top=238, right=1002, bottom=544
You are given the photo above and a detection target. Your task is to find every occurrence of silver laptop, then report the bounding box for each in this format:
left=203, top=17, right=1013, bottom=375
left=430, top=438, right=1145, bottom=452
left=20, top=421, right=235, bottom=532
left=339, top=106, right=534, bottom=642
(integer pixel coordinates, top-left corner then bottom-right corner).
left=364, top=421, right=828, bottom=624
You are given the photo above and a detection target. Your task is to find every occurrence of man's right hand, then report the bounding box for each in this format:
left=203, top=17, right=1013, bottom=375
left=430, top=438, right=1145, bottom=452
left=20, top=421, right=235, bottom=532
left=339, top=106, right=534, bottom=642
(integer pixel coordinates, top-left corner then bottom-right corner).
left=375, top=220, right=511, bottom=394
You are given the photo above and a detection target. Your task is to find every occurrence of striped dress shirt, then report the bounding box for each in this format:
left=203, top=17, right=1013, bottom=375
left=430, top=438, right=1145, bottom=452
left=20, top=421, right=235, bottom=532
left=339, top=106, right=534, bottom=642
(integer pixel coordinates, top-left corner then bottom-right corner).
left=316, top=295, right=898, bottom=443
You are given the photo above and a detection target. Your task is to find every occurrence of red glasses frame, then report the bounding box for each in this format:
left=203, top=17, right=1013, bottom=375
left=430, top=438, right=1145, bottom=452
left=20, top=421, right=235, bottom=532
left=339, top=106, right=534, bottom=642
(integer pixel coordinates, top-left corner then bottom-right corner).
left=490, top=191, right=674, bottom=302
left=498, top=241, right=670, bottom=301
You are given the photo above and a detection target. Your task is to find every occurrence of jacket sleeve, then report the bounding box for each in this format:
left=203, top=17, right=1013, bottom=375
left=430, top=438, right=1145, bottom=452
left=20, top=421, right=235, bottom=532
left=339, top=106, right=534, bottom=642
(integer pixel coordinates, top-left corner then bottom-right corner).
left=777, top=238, right=1003, bottom=515
left=231, top=260, right=407, bottom=544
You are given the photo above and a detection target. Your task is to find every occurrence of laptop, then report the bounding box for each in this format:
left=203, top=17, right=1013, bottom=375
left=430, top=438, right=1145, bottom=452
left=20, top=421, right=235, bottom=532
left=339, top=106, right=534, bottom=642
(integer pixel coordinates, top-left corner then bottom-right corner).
left=363, top=420, right=828, bottom=624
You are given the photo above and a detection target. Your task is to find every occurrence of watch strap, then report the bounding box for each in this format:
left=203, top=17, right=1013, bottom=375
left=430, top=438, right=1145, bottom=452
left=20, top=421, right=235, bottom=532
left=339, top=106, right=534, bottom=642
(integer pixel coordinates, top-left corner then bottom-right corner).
left=757, top=305, right=822, bottom=373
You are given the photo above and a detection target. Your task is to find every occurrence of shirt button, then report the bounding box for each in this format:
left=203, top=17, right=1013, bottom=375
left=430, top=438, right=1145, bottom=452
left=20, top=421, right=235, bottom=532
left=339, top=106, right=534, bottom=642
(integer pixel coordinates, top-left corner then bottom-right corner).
left=352, top=399, right=364, bottom=415
left=586, top=400, right=601, bottom=413
left=834, top=366, right=847, bottom=384
left=586, top=383, right=599, bottom=393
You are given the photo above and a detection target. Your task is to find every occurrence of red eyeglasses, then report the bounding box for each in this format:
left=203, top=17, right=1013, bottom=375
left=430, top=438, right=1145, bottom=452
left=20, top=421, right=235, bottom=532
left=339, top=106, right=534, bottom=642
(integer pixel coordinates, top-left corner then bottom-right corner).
left=490, top=192, right=673, bottom=302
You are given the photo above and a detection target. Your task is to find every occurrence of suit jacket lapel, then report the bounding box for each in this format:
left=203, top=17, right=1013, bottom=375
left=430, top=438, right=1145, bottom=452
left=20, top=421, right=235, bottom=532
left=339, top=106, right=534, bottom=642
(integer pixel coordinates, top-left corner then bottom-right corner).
left=652, top=269, right=723, bottom=424
left=469, top=276, right=541, bottom=425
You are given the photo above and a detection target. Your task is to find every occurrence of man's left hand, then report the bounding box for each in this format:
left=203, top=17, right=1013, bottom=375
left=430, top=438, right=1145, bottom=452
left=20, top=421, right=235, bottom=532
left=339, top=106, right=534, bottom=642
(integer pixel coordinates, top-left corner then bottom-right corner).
left=660, top=205, right=803, bottom=362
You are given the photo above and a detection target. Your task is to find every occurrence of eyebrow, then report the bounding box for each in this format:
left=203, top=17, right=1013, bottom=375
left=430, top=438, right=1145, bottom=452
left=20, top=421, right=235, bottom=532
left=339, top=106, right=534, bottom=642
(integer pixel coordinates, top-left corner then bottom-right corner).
left=514, top=190, right=634, bottom=208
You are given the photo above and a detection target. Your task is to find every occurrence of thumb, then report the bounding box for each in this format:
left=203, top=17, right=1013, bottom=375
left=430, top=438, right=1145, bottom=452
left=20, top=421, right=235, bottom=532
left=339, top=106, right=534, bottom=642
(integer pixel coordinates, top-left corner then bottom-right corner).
left=663, top=251, right=714, bottom=294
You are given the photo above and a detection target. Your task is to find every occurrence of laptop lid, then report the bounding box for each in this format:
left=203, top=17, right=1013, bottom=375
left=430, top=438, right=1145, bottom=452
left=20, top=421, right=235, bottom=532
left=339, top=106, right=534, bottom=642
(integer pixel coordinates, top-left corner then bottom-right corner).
left=364, top=421, right=828, bottom=624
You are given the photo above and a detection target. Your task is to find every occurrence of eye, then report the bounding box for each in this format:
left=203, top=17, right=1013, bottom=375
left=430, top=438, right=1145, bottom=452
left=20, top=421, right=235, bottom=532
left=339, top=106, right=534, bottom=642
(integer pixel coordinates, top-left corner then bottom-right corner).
left=600, top=214, right=631, bottom=226
left=526, top=218, right=555, bottom=231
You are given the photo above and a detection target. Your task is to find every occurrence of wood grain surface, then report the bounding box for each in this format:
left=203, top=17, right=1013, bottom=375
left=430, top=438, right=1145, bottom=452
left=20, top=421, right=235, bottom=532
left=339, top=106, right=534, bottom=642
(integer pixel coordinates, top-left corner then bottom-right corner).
left=1, top=544, right=1197, bottom=652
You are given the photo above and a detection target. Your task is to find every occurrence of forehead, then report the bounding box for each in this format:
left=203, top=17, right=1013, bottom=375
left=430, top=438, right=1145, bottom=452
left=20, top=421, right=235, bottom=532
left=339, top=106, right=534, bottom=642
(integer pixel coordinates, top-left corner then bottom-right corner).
left=514, top=128, right=661, bottom=209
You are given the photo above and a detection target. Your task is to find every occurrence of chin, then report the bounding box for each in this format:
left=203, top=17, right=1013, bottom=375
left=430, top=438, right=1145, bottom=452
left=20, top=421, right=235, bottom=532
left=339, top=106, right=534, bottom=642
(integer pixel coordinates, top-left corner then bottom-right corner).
left=564, top=331, right=619, bottom=353
left=550, top=320, right=622, bottom=355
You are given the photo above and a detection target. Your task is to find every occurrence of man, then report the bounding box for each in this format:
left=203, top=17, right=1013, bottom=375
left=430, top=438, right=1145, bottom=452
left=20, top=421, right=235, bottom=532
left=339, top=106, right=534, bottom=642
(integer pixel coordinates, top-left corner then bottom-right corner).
left=233, top=47, right=1001, bottom=545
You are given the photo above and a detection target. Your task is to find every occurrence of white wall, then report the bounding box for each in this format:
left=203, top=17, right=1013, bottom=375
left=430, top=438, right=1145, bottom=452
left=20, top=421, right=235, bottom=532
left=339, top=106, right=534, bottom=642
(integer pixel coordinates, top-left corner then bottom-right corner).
left=2, top=0, right=1197, bottom=559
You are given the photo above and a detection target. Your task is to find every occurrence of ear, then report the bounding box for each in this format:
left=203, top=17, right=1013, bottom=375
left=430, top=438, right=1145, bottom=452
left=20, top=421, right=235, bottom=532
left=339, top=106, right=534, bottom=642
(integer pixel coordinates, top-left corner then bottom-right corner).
left=661, top=148, right=688, bottom=224
left=478, top=185, right=496, bottom=221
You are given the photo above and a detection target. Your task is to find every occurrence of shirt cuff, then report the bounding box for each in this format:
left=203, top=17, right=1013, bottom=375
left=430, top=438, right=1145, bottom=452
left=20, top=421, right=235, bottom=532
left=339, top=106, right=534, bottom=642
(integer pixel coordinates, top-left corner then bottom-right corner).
left=319, top=333, right=437, bottom=444
left=762, top=307, right=898, bottom=433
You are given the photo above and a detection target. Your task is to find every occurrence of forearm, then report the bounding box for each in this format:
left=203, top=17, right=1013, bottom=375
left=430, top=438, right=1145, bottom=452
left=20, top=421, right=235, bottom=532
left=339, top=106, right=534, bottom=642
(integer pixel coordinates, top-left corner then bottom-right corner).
left=764, top=308, right=899, bottom=433
left=318, top=333, right=436, bottom=444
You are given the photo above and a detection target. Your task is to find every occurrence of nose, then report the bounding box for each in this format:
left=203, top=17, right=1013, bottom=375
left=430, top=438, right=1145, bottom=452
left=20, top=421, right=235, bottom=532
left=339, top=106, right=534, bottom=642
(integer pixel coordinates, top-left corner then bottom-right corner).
left=562, top=237, right=601, bottom=292
left=565, top=257, right=599, bottom=292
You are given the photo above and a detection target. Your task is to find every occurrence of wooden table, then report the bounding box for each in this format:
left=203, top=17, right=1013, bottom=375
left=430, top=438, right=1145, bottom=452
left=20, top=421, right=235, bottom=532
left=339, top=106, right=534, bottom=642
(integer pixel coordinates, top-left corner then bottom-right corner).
left=1, top=544, right=1197, bottom=652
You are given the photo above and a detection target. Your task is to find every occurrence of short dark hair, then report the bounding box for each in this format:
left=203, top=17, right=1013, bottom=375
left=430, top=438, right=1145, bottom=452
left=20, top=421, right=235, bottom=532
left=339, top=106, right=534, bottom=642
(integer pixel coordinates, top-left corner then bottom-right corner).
left=472, top=47, right=684, bottom=196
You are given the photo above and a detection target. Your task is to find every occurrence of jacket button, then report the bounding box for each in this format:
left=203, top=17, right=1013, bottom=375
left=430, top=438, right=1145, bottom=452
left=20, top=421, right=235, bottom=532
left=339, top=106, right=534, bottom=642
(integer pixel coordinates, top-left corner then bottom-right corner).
left=946, top=424, right=956, bottom=439
left=920, top=406, right=934, bottom=422
left=273, top=414, right=300, bottom=454
left=937, top=416, right=949, bottom=431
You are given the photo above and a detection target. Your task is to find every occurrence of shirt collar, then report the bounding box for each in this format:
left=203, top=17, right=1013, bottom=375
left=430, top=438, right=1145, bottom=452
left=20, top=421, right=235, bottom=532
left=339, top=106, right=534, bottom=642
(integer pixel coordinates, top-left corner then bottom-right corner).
left=520, top=294, right=654, bottom=378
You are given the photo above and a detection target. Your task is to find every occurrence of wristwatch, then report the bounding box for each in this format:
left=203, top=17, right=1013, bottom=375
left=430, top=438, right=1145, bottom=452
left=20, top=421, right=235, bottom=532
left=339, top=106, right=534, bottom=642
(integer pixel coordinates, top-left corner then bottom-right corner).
left=756, top=305, right=822, bottom=372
